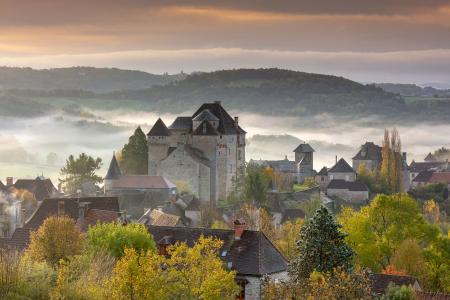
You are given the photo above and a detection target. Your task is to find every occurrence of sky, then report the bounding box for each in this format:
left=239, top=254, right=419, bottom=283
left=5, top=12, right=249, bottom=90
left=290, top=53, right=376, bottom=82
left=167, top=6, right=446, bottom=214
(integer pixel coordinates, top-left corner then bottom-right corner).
left=1, top=0, right=450, bottom=85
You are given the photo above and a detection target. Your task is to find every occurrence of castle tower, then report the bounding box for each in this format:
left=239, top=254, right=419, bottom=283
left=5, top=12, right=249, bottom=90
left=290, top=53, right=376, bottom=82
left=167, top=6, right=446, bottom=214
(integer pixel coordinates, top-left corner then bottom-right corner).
left=293, top=143, right=315, bottom=182
left=104, top=153, right=122, bottom=193
left=147, top=118, right=170, bottom=176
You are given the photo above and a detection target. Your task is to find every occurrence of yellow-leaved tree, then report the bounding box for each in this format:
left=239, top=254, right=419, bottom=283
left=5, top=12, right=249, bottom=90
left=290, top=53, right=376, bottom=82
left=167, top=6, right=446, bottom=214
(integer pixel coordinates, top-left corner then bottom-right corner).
left=110, top=236, right=239, bottom=300
left=27, top=215, right=84, bottom=266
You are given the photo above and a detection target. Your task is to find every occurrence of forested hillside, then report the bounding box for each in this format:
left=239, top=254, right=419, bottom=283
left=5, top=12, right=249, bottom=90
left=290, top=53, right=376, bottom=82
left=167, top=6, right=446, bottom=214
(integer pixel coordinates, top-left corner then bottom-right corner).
left=0, top=66, right=185, bottom=92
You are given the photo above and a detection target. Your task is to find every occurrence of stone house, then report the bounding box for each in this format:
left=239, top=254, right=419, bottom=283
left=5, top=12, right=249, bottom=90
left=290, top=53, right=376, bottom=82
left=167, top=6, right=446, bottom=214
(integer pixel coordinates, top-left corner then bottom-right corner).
left=147, top=101, right=246, bottom=204
left=352, top=142, right=382, bottom=172
left=147, top=220, right=288, bottom=300
left=325, top=158, right=369, bottom=203
left=409, top=160, right=449, bottom=184
left=412, top=171, right=450, bottom=189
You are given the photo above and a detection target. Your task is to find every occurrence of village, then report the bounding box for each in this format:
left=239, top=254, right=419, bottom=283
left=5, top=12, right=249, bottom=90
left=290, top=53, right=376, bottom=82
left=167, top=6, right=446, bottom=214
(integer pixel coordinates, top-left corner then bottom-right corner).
left=0, top=101, right=449, bottom=299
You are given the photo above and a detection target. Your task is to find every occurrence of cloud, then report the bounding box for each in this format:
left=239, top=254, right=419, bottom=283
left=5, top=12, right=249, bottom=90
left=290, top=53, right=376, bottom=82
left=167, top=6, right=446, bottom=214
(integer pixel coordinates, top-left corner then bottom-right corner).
left=1, top=48, right=449, bottom=86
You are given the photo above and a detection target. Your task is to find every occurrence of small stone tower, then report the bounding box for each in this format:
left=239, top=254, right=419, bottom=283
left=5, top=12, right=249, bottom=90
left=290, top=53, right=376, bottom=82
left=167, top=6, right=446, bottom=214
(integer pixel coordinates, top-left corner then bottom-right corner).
left=104, top=153, right=122, bottom=193
left=293, top=143, right=315, bottom=182
left=147, top=118, right=170, bottom=176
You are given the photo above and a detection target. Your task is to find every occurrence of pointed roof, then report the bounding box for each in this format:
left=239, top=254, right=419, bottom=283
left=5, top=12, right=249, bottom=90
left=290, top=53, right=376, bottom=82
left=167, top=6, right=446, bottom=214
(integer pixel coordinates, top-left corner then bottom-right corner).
left=105, top=154, right=122, bottom=180
left=317, top=166, right=328, bottom=176
left=328, top=158, right=354, bottom=173
left=352, top=142, right=382, bottom=161
left=147, top=118, right=170, bottom=136
left=424, top=152, right=435, bottom=162
left=192, top=109, right=219, bottom=122
left=193, top=119, right=218, bottom=136
left=192, top=102, right=246, bottom=135
left=293, top=143, right=315, bottom=153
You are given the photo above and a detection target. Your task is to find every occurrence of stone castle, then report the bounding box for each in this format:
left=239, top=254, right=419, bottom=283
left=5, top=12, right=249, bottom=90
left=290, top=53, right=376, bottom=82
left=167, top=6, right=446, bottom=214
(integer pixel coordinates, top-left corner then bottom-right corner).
left=147, top=101, right=246, bottom=204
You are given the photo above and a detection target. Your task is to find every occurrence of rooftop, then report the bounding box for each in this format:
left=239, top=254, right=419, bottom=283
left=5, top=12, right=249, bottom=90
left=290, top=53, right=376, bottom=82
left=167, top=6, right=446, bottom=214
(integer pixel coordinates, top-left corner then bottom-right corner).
left=352, top=141, right=382, bottom=161
left=328, top=158, right=355, bottom=174
left=293, top=143, right=315, bottom=153
left=192, top=102, right=246, bottom=135
left=147, top=118, right=170, bottom=137
left=147, top=225, right=287, bottom=276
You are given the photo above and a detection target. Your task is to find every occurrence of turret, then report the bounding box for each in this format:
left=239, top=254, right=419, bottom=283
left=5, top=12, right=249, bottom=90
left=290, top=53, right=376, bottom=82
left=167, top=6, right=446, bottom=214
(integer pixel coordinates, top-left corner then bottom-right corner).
left=147, top=118, right=170, bottom=175
left=104, top=153, right=122, bottom=193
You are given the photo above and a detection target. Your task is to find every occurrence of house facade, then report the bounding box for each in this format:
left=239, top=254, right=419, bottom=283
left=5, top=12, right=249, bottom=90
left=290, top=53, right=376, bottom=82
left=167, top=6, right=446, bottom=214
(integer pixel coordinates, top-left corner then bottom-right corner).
left=325, top=158, right=369, bottom=203
left=147, top=101, right=246, bottom=204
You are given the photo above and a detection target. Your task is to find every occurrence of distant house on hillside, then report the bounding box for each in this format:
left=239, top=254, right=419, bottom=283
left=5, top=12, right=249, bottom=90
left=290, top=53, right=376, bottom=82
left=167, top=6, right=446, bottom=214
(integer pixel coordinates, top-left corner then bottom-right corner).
left=352, top=142, right=382, bottom=172
left=147, top=221, right=288, bottom=300
left=325, top=158, right=369, bottom=204
left=249, top=142, right=315, bottom=185
left=409, top=160, right=449, bottom=184
left=315, top=167, right=329, bottom=191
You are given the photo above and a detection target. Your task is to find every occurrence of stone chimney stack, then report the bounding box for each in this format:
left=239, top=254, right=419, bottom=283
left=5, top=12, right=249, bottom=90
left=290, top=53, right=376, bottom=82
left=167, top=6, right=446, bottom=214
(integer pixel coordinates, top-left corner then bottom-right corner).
left=6, top=177, right=13, bottom=186
left=233, top=219, right=247, bottom=240
left=234, top=116, right=239, bottom=128
left=335, top=155, right=338, bottom=164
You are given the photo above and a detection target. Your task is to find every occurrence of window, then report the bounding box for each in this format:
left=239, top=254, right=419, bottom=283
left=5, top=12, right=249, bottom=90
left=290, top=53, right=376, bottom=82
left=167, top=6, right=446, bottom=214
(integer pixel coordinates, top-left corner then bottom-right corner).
left=330, top=175, right=334, bottom=180
left=238, top=150, right=242, bottom=160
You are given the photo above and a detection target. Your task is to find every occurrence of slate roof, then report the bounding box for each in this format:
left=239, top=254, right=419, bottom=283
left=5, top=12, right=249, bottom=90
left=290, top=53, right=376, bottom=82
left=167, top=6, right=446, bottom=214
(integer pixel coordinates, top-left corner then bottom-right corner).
left=327, top=179, right=369, bottom=191
left=11, top=177, right=58, bottom=202
left=2, top=228, right=32, bottom=251
left=76, top=209, right=120, bottom=232
left=192, top=119, right=218, bottom=136
left=111, top=175, right=176, bottom=189
left=192, top=102, right=246, bottom=135
left=192, top=109, right=219, bottom=122
left=147, top=118, right=170, bottom=136
left=169, top=117, right=192, bottom=130
left=317, top=167, right=328, bottom=176
left=24, top=197, right=119, bottom=231
left=293, top=143, right=315, bottom=153
left=147, top=225, right=287, bottom=276
left=409, top=161, right=447, bottom=173
left=370, top=273, right=418, bottom=295
left=0, top=180, right=6, bottom=192
left=412, top=171, right=434, bottom=183
left=105, top=154, right=122, bottom=180
left=328, top=158, right=355, bottom=173
left=353, top=142, right=382, bottom=161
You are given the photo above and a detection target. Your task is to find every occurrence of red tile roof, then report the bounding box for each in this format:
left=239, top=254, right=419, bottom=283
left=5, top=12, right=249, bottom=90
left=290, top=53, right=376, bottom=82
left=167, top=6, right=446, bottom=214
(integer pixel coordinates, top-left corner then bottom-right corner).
left=111, top=175, right=176, bottom=189
left=430, top=172, right=450, bottom=184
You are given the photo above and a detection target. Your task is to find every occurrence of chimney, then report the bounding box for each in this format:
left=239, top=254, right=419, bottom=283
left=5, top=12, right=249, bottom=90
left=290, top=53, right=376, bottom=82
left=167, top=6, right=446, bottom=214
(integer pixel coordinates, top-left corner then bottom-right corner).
left=335, top=156, right=338, bottom=164
left=58, top=201, right=65, bottom=215
left=402, top=152, right=407, bottom=162
left=233, top=219, right=247, bottom=240
left=6, top=177, right=13, bottom=186
left=234, top=116, right=239, bottom=128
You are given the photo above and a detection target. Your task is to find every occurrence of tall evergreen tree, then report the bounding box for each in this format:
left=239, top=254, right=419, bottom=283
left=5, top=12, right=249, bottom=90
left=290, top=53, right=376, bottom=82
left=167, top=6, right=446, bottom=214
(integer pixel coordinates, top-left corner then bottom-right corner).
left=288, top=206, right=354, bottom=282
left=120, top=127, right=148, bottom=175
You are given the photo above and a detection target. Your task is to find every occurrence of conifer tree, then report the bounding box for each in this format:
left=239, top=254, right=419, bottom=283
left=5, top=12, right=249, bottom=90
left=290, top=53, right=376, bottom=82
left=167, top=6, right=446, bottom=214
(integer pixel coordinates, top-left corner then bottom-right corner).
left=288, top=206, right=354, bottom=282
left=120, top=127, right=148, bottom=175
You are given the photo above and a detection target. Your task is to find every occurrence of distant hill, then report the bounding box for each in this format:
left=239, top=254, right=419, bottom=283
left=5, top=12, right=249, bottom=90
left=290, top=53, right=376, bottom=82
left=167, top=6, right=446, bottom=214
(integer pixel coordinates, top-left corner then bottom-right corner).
left=1, top=68, right=450, bottom=122
left=105, top=68, right=407, bottom=117
left=0, top=66, right=186, bottom=92
left=376, top=83, right=450, bottom=97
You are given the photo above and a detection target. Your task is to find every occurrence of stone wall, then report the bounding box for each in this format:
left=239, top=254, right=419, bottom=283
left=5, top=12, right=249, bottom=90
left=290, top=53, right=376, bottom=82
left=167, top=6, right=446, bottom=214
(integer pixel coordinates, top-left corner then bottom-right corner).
left=327, top=188, right=368, bottom=204
left=244, top=272, right=289, bottom=300
left=148, top=136, right=169, bottom=176
left=160, top=147, right=211, bottom=203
